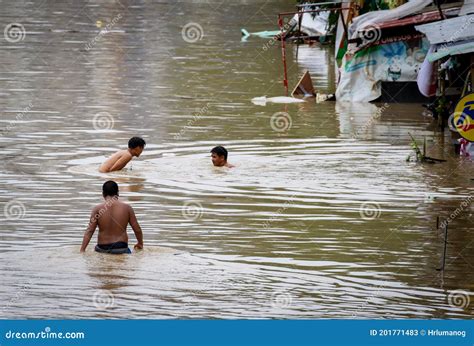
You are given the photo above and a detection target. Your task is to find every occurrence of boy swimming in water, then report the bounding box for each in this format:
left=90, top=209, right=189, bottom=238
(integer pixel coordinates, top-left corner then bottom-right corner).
left=210, top=146, right=234, bottom=168
left=80, top=180, right=144, bottom=254
left=99, top=137, right=146, bottom=173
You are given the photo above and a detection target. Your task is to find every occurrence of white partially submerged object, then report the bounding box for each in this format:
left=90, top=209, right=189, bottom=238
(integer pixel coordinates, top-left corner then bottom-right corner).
left=251, top=96, right=306, bottom=106
left=315, top=93, right=333, bottom=103
left=252, top=71, right=333, bottom=106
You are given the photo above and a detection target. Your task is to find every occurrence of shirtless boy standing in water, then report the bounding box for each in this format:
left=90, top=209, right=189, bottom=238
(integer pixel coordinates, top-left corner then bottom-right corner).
left=99, top=137, right=146, bottom=173
left=80, top=180, right=144, bottom=254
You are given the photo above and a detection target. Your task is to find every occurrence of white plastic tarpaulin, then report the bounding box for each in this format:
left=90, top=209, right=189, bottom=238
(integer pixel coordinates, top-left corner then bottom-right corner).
left=417, top=45, right=437, bottom=97
left=336, top=38, right=430, bottom=102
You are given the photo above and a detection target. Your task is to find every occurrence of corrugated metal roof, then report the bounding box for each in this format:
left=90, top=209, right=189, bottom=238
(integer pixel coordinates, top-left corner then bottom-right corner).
left=427, top=38, right=474, bottom=61
left=376, top=9, right=444, bottom=29
left=373, top=7, right=460, bottom=30
left=460, top=0, right=474, bottom=15
left=415, top=14, right=474, bottom=44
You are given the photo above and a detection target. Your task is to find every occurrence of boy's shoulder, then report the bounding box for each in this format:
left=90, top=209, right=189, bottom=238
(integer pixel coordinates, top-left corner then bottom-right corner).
left=114, top=149, right=131, bottom=157
left=113, top=199, right=131, bottom=210
left=91, top=203, right=105, bottom=216
left=115, top=150, right=132, bottom=162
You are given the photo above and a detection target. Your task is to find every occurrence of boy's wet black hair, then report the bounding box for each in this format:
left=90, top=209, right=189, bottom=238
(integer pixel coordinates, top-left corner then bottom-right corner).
left=128, top=137, right=146, bottom=149
left=103, top=180, right=119, bottom=197
left=210, top=146, right=228, bottom=161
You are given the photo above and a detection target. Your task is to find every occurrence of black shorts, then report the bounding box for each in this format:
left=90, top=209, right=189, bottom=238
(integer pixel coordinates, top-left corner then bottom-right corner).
left=95, top=241, right=131, bottom=254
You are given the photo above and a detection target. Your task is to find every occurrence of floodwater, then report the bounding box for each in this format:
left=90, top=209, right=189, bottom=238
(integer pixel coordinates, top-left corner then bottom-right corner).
left=0, top=0, right=473, bottom=319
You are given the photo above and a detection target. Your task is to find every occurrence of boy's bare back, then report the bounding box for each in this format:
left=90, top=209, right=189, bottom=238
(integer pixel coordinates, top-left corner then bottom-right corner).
left=99, top=137, right=146, bottom=173
left=80, top=181, right=144, bottom=253
left=92, top=199, right=133, bottom=244
left=99, top=150, right=132, bottom=173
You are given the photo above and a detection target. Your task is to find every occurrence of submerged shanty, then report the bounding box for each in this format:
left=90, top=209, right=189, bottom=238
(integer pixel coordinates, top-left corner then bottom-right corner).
left=266, top=0, right=474, bottom=157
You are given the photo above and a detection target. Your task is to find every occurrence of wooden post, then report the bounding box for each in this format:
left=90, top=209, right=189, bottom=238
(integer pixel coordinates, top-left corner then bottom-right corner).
left=438, top=68, right=446, bottom=130
left=278, top=15, right=289, bottom=96
left=441, top=223, right=449, bottom=271
left=470, top=54, right=474, bottom=89
left=296, top=11, right=303, bottom=60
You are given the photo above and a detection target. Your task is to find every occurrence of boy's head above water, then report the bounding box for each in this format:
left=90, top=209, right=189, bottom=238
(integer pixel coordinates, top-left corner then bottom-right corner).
left=128, top=137, right=146, bottom=157
left=210, top=146, right=228, bottom=167
left=102, top=180, right=119, bottom=198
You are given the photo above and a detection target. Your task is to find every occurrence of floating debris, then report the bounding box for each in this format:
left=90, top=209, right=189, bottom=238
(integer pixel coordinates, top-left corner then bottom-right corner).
left=251, top=96, right=306, bottom=106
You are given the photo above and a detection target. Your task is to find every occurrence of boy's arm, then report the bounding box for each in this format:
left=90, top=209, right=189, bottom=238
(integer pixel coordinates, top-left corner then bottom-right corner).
left=109, top=153, right=132, bottom=172
left=80, top=207, right=99, bottom=252
left=128, top=205, right=144, bottom=250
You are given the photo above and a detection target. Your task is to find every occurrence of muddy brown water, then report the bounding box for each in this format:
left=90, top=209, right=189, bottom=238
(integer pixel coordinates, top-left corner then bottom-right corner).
left=0, top=0, right=473, bottom=318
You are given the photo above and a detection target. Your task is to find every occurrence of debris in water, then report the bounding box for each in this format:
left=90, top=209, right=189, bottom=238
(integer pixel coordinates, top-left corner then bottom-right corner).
left=251, top=96, right=306, bottom=106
